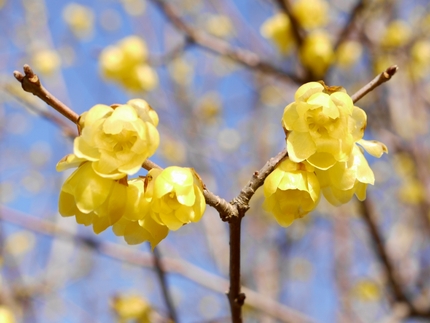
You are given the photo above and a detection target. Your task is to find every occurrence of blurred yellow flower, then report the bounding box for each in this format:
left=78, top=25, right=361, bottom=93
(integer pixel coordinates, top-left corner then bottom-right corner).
left=0, top=305, right=15, bottom=323
left=32, top=49, right=61, bottom=75
left=111, top=294, right=151, bottom=322
left=335, top=40, right=363, bottom=68
left=205, top=15, right=235, bottom=38
left=282, top=82, right=366, bottom=170
left=74, top=101, right=159, bottom=179
left=353, top=279, right=381, bottom=302
left=150, top=167, right=206, bottom=230
left=263, top=158, right=320, bottom=227
left=168, top=57, right=194, bottom=85
left=100, top=36, right=157, bottom=92
left=292, top=0, right=328, bottom=29
left=260, top=13, right=294, bottom=55
left=381, top=20, right=411, bottom=49
left=398, top=178, right=425, bottom=205
left=63, top=3, right=94, bottom=39
left=300, top=30, right=334, bottom=77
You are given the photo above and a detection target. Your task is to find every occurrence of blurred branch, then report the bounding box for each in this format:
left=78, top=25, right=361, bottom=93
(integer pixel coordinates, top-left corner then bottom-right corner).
left=149, top=0, right=302, bottom=84
left=152, top=248, right=178, bottom=323
left=350, top=65, right=398, bottom=103
left=359, top=198, right=430, bottom=319
left=3, top=83, right=77, bottom=137
left=0, top=205, right=319, bottom=323
left=334, top=0, right=366, bottom=49
left=273, top=0, right=304, bottom=47
left=13, top=65, right=79, bottom=124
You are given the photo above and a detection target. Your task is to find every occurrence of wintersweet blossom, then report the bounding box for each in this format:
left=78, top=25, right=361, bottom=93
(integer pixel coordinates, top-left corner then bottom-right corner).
left=74, top=101, right=159, bottom=179
left=149, top=167, right=206, bottom=230
left=282, top=82, right=367, bottom=170
left=263, top=158, right=320, bottom=227
left=58, top=162, right=127, bottom=233
left=299, top=30, right=334, bottom=77
left=260, top=13, right=294, bottom=55
left=292, top=0, right=329, bottom=30
left=315, top=143, right=382, bottom=205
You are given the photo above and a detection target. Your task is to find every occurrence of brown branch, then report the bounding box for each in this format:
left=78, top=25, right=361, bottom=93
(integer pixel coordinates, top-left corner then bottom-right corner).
left=359, top=198, right=430, bottom=319
left=334, top=0, right=365, bottom=49
left=152, top=248, right=178, bottom=322
left=350, top=65, right=398, bottom=103
left=274, top=0, right=304, bottom=47
left=0, top=205, right=319, bottom=323
left=13, top=65, right=79, bottom=124
left=149, top=0, right=302, bottom=84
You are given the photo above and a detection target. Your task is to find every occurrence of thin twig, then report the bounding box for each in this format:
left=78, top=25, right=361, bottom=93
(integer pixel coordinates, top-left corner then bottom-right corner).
left=13, top=65, right=79, bottom=124
left=149, top=0, right=302, bottom=84
left=334, top=0, right=366, bottom=49
left=350, top=65, right=398, bottom=103
left=152, top=248, right=178, bottom=322
left=274, top=0, right=304, bottom=47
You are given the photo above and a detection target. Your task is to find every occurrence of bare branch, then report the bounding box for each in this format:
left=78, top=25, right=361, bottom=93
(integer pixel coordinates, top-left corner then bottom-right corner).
left=334, top=0, right=366, bottom=49
left=351, top=65, right=398, bottom=103
left=13, top=65, right=79, bottom=124
left=149, top=0, right=302, bottom=83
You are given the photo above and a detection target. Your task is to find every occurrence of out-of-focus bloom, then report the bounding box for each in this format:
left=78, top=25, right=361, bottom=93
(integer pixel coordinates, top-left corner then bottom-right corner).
left=120, top=0, right=146, bottom=16
left=63, top=3, right=94, bottom=39
left=99, top=36, right=157, bottom=92
left=335, top=40, right=363, bottom=68
left=111, top=294, right=152, bottom=323
left=353, top=279, right=381, bottom=302
left=315, top=143, right=387, bottom=206
left=0, top=305, right=15, bottom=323
left=149, top=167, right=206, bottom=230
left=168, top=57, right=194, bottom=85
left=121, top=64, right=158, bottom=92
left=58, top=162, right=127, bottom=233
left=263, top=158, right=320, bottom=227
left=292, top=0, right=328, bottom=30
left=410, top=40, right=430, bottom=80
left=282, top=82, right=366, bottom=170
left=205, top=15, right=235, bottom=38
left=32, top=49, right=61, bottom=75
left=300, top=30, right=334, bottom=77
left=74, top=100, right=159, bottom=179
left=398, top=178, right=425, bottom=205
left=260, top=13, right=294, bottom=55
left=381, top=20, right=411, bottom=49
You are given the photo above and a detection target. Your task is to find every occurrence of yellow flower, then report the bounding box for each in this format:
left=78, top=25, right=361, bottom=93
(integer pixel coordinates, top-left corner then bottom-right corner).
left=381, top=20, right=411, bottom=49
left=121, top=64, right=158, bottom=92
left=149, top=167, right=206, bottom=230
left=32, top=49, right=61, bottom=75
left=99, top=36, right=157, bottom=92
left=63, top=3, right=94, bottom=39
left=260, top=13, right=295, bottom=55
left=111, top=294, right=151, bottom=322
left=74, top=101, right=159, bottom=179
left=58, top=162, right=127, bottom=233
left=282, top=82, right=367, bottom=170
left=315, top=142, right=387, bottom=205
left=335, top=40, right=363, bottom=68
left=263, top=158, right=320, bottom=227
left=292, top=0, right=329, bottom=30
left=0, top=305, right=15, bottom=323
left=205, top=15, right=235, bottom=38
left=300, top=30, right=334, bottom=77
left=113, top=216, right=169, bottom=248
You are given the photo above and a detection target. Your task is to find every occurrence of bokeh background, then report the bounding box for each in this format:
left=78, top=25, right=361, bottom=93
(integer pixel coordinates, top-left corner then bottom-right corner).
left=1, top=0, right=430, bottom=322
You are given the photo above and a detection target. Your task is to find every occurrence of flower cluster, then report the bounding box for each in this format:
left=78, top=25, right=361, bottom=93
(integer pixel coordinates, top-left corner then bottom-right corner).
left=57, top=99, right=206, bottom=248
left=99, top=36, right=158, bottom=92
left=264, top=82, right=387, bottom=226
